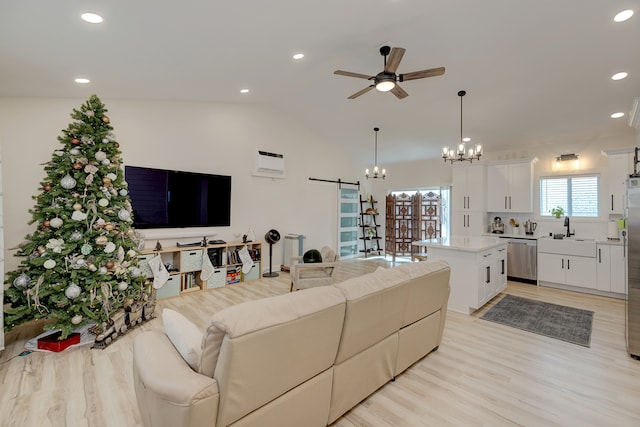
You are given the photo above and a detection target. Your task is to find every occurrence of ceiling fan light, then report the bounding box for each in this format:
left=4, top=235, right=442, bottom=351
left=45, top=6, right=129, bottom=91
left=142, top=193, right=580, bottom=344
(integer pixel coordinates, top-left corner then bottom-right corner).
left=375, top=79, right=395, bottom=92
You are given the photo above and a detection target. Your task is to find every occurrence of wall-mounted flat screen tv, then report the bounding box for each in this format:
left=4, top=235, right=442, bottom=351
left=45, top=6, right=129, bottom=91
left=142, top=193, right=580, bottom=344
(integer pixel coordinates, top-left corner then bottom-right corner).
left=124, top=165, right=231, bottom=229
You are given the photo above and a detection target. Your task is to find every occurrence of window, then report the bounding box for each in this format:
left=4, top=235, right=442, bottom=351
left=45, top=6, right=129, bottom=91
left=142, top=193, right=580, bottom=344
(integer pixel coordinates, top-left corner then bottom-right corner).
left=539, top=175, right=599, bottom=217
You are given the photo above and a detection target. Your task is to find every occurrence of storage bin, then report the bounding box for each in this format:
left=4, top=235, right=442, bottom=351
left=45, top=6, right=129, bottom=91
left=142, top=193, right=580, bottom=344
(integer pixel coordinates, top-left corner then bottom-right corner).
left=156, top=275, right=180, bottom=299
left=242, top=262, right=261, bottom=281
left=180, top=249, right=203, bottom=272
left=206, top=269, right=226, bottom=289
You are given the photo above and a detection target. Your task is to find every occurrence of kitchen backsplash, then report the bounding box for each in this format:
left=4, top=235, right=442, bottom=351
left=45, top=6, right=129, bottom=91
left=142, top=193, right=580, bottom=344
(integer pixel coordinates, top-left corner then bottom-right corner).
left=486, top=212, right=614, bottom=240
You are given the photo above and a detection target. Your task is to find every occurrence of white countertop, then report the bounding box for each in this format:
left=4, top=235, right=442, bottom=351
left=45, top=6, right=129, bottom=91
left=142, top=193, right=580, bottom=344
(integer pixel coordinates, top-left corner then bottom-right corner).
left=412, top=236, right=506, bottom=252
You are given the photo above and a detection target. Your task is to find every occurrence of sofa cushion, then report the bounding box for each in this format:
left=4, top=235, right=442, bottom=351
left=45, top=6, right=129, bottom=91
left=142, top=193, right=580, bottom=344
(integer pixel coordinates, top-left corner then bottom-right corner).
left=333, top=266, right=411, bottom=363
left=162, top=309, right=203, bottom=372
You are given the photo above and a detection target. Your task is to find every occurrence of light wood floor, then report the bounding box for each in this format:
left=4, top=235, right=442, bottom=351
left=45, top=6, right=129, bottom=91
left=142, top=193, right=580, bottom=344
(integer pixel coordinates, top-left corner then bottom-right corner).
left=2, top=257, right=640, bottom=427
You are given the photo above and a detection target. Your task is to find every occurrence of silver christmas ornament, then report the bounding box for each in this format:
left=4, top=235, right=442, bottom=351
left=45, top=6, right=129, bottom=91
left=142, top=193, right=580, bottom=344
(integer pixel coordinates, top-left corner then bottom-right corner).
left=117, top=281, right=129, bottom=291
left=43, top=259, right=56, bottom=269
left=118, top=209, right=131, bottom=221
left=80, top=243, right=93, bottom=255
left=60, top=174, right=77, bottom=189
left=119, top=189, right=128, bottom=196
left=71, top=230, right=83, bottom=240
left=69, top=148, right=80, bottom=155
left=13, top=273, right=31, bottom=288
left=49, top=217, right=63, bottom=228
left=71, top=315, right=83, bottom=325
left=95, top=151, right=107, bottom=161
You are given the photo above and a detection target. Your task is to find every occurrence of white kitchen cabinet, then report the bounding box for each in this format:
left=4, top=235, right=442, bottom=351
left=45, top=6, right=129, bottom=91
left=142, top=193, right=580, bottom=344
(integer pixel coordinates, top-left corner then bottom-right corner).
left=451, top=211, right=485, bottom=237
left=597, top=243, right=626, bottom=294
left=603, top=149, right=634, bottom=214
left=451, top=164, right=485, bottom=236
left=478, top=245, right=508, bottom=307
left=538, top=252, right=597, bottom=289
left=486, top=160, right=534, bottom=213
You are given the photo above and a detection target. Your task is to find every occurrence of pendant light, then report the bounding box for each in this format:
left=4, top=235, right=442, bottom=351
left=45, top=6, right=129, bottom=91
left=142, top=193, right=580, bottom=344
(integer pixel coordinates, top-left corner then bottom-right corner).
left=365, top=127, right=386, bottom=179
left=442, top=90, right=483, bottom=163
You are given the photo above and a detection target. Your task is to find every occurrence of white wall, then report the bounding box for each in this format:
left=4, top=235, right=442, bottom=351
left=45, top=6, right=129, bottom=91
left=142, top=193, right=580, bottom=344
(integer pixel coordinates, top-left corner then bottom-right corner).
left=0, top=98, right=362, bottom=272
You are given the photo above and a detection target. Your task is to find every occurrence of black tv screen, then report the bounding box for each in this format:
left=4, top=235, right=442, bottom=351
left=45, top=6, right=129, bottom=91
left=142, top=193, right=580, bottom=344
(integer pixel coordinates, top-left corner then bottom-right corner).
left=124, top=165, right=231, bottom=229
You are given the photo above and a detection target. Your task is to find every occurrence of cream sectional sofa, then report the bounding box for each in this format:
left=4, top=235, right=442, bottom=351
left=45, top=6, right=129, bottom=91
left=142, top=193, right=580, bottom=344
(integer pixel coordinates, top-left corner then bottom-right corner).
left=133, top=259, right=450, bottom=427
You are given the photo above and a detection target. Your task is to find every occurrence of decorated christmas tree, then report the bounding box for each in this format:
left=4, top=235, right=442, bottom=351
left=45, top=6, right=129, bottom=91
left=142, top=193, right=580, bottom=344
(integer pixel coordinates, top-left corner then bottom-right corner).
left=3, top=95, right=152, bottom=345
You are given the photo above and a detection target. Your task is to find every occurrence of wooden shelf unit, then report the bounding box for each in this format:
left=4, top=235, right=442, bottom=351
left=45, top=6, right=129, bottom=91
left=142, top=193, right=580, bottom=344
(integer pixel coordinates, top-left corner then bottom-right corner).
left=359, top=195, right=383, bottom=257
left=139, top=241, right=262, bottom=299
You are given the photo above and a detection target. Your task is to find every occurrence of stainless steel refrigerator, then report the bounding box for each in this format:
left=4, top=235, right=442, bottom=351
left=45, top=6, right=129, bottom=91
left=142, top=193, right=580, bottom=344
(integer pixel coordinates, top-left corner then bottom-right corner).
left=626, top=177, right=640, bottom=359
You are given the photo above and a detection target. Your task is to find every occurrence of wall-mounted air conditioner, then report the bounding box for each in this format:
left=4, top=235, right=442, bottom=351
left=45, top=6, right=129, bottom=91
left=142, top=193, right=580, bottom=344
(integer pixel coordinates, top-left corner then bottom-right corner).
left=253, top=150, right=285, bottom=178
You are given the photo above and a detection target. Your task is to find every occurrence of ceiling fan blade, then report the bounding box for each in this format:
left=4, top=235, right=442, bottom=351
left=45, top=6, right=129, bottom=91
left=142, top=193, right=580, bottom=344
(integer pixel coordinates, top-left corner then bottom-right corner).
left=334, top=70, right=373, bottom=80
left=348, top=85, right=375, bottom=99
left=400, top=66, right=445, bottom=81
left=384, top=47, right=406, bottom=74
left=390, top=84, right=409, bottom=99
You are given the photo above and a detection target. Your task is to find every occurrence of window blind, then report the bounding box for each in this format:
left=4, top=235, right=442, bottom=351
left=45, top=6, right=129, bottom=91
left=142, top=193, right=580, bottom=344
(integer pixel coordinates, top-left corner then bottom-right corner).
left=540, top=175, right=599, bottom=217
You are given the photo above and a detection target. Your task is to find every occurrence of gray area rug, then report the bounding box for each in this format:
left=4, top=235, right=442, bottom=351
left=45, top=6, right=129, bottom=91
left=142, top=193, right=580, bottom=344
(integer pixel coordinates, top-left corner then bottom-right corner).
left=481, top=294, right=593, bottom=347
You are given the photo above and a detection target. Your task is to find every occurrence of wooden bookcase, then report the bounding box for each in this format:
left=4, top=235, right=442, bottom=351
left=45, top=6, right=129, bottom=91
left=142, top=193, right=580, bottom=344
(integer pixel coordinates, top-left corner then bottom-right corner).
left=139, top=241, right=262, bottom=299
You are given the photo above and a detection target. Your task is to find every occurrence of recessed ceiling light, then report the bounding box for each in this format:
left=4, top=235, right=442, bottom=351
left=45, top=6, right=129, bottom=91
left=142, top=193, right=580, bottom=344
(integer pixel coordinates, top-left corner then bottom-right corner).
left=614, top=9, right=634, bottom=22
left=611, top=112, right=625, bottom=119
left=74, top=78, right=90, bottom=84
left=240, top=89, right=249, bottom=94
left=612, top=72, right=628, bottom=80
left=293, top=53, right=304, bottom=60
left=81, top=13, right=103, bottom=24
left=462, top=137, right=471, bottom=142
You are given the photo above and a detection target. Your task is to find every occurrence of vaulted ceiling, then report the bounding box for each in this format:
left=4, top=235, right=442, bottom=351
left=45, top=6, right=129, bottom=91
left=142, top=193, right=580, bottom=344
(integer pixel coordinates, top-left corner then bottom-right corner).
left=1, top=0, right=638, bottom=163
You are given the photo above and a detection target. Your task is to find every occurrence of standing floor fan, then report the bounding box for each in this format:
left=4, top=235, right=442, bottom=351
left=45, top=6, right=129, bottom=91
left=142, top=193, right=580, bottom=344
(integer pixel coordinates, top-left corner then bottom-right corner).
left=263, top=229, right=281, bottom=277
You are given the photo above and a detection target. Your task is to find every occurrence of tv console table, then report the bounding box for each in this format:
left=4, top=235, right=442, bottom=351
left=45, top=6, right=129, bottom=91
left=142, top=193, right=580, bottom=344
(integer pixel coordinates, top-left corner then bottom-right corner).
left=139, top=241, right=262, bottom=299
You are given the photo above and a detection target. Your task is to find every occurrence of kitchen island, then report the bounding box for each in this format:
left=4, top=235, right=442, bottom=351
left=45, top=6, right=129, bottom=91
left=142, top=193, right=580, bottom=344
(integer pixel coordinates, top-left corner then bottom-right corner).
left=412, top=237, right=508, bottom=314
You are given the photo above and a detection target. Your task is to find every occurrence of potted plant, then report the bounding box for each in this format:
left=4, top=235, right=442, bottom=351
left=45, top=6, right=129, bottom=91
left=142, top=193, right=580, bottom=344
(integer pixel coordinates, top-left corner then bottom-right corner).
left=551, top=206, right=565, bottom=219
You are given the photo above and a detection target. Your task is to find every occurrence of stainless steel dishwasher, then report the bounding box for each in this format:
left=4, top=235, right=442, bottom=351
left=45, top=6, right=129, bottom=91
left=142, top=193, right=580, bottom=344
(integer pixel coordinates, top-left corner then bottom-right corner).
left=504, top=237, right=537, bottom=283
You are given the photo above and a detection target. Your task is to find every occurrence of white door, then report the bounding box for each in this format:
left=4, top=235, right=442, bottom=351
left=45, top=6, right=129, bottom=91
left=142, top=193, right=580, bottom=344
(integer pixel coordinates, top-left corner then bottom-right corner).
left=337, top=186, right=360, bottom=259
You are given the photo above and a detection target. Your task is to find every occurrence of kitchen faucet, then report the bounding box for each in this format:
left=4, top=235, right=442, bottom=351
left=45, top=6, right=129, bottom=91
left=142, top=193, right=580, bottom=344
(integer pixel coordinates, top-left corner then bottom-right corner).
left=564, top=216, right=575, bottom=237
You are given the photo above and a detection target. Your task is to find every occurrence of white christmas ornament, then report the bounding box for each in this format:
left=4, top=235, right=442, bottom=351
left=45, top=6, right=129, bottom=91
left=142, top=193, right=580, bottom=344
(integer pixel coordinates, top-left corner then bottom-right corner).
left=117, top=281, right=129, bottom=291
left=71, top=230, right=83, bottom=240
left=106, top=173, right=117, bottom=181
left=49, top=217, right=63, bottom=228
left=43, top=259, right=56, bottom=269
left=69, top=148, right=80, bottom=155
left=99, top=267, right=108, bottom=274
left=65, top=283, right=81, bottom=299
left=46, top=238, right=64, bottom=253
left=118, top=209, right=131, bottom=221
left=102, top=138, right=109, bottom=143
left=104, top=242, right=116, bottom=253
left=71, top=315, right=83, bottom=325
left=54, top=150, right=64, bottom=156
left=98, top=198, right=109, bottom=207
left=95, top=151, right=107, bottom=161
left=119, top=189, right=128, bottom=196
left=101, top=159, right=111, bottom=165
left=71, top=211, right=88, bottom=221
left=60, top=174, right=77, bottom=189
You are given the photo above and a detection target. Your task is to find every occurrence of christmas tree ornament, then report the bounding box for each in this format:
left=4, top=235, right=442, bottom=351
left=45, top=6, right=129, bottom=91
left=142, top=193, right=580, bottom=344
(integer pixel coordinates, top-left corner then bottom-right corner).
left=54, top=150, right=65, bottom=156
left=69, top=148, right=80, bottom=155
left=118, top=209, right=131, bottom=221
left=98, top=198, right=109, bottom=207
left=102, top=138, right=109, bottom=143
left=104, top=242, right=116, bottom=253
left=86, top=110, right=94, bottom=117
left=102, top=177, right=112, bottom=185
left=106, top=172, right=117, bottom=181
left=13, top=273, right=32, bottom=288
left=81, top=136, right=94, bottom=144
left=73, top=203, right=82, bottom=211
left=43, top=219, right=51, bottom=227
left=74, top=258, right=87, bottom=268
left=95, top=235, right=108, bottom=245
left=43, top=184, right=52, bottom=191
left=118, top=281, right=129, bottom=291
left=95, top=151, right=107, bottom=161
left=37, top=246, right=46, bottom=254
left=65, top=283, right=81, bottom=299
left=85, top=174, right=94, bottom=185
left=72, top=210, right=88, bottom=221
left=88, top=264, right=97, bottom=272
left=119, top=189, right=128, bottom=196
left=71, top=315, right=83, bottom=325
left=60, top=174, right=77, bottom=189
left=96, top=218, right=106, bottom=227
left=105, top=223, right=114, bottom=231
left=102, top=115, right=110, bottom=123
left=106, top=261, right=115, bottom=269
left=81, top=243, right=93, bottom=255
left=49, top=217, right=63, bottom=228
left=99, top=266, right=108, bottom=274
left=71, top=137, right=81, bottom=145
left=101, top=159, right=111, bottom=165
left=70, top=230, right=83, bottom=240
left=84, top=164, right=98, bottom=174
left=73, top=162, right=83, bottom=170
left=44, top=259, right=57, bottom=269
left=46, top=238, right=64, bottom=253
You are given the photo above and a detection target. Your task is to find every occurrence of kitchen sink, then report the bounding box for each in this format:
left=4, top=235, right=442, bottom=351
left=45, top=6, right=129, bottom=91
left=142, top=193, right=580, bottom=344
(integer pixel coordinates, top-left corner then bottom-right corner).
left=538, top=236, right=596, bottom=257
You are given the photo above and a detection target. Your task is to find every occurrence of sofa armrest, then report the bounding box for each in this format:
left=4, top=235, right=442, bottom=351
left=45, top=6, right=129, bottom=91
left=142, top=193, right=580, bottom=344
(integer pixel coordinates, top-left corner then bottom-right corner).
left=291, top=262, right=338, bottom=280
left=133, top=330, right=220, bottom=427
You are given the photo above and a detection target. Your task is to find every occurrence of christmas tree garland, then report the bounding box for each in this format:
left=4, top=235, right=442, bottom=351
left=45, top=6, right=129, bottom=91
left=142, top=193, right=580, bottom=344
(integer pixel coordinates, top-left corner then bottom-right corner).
left=4, top=95, right=153, bottom=345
